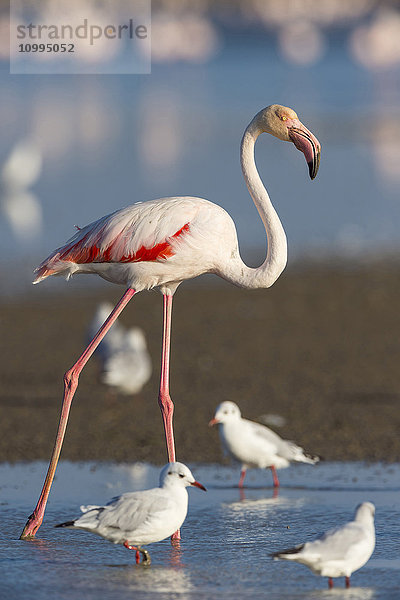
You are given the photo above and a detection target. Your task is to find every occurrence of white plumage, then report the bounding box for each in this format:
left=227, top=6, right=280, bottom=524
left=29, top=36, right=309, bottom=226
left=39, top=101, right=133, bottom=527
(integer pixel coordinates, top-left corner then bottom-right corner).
left=209, top=401, right=319, bottom=487
left=56, top=462, right=206, bottom=564
left=21, top=105, right=321, bottom=540
left=89, top=302, right=152, bottom=395
left=273, top=502, right=376, bottom=589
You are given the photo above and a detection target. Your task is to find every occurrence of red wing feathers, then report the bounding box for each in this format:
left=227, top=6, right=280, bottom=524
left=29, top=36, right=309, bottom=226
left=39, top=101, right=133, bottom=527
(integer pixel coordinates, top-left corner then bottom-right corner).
left=34, top=221, right=191, bottom=283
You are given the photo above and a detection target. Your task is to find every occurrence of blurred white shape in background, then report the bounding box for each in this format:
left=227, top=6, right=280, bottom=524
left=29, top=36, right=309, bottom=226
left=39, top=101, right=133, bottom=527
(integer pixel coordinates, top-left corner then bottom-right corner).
left=151, top=11, right=220, bottom=63
left=278, top=20, right=326, bottom=66
left=1, top=139, right=43, bottom=241
left=89, top=302, right=152, bottom=395
left=370, top=114, right=400, bottom=184
left=251, top=0, right=373, bottom=27
left=258, top=413, right=287, bottom=428
left=350, top=8, right=400, bottom=70
left=1, top=138, right=42, bottom=190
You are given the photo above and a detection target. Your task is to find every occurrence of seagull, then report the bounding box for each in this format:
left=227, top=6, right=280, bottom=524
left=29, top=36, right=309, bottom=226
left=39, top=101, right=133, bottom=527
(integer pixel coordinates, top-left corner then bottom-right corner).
left=209, top=401, right=319, bottom=487
left=55, top=462, right=206, bottom=564
left=272, top=502, right=376, bottom=589
left=89, top=302, right=152, bottom=395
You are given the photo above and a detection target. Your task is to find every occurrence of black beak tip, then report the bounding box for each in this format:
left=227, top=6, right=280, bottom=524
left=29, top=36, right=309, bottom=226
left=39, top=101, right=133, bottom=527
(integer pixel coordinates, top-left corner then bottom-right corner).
left=308, top=149, right=321, bottom=181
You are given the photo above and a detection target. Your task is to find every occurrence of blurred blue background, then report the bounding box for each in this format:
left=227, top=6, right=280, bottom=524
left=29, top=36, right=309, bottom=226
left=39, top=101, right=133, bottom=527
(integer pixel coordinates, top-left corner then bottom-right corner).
left=1, top=0, right=400, bottom=294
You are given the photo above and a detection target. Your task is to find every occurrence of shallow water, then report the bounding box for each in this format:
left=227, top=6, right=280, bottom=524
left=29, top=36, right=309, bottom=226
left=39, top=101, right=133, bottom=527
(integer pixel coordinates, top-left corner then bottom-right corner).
left=1, top=461, right=400, bottom=599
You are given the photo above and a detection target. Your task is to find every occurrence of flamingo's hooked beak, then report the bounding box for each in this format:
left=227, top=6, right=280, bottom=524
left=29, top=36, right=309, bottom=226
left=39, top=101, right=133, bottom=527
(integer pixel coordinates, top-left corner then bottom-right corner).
left=288, top=120, right=321, bottom=180
left=191, top=480, right=207, bottom=491
left=208, top=418, right=219, bottom=427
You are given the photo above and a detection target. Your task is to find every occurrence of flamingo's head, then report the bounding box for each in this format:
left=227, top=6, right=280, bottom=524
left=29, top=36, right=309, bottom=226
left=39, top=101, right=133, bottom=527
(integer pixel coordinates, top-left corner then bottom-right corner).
left=256, top=104, right=321, bottom=180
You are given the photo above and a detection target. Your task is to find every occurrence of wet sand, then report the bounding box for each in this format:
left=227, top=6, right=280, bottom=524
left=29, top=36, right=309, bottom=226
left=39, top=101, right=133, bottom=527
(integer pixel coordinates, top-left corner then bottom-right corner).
left=1, top=260, right=400, bottom=464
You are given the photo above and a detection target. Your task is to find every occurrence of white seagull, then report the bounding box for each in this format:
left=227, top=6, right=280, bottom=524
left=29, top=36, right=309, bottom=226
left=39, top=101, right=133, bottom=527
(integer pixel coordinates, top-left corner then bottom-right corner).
left=55, top=462, right=206, bottom=564
left=209, top=401, right=319, bottom=487
left=272, top=502, right=376, bottom=589
left=89, top=302, right=152, bottom=395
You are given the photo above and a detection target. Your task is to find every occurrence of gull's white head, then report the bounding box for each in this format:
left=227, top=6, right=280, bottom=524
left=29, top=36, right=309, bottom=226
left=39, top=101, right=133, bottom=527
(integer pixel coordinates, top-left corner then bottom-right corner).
left=354, top=502, right=375, bottom=523
left=251, top=104, right=321, bottom=180
left=209, top=401, right=242, bottom=426
left=159, top=462, right=206, bottom=491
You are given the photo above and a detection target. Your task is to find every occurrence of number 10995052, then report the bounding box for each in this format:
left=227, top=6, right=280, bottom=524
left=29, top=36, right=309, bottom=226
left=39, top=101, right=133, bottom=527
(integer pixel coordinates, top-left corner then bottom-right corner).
left=18, top=43, right=74, bottom=52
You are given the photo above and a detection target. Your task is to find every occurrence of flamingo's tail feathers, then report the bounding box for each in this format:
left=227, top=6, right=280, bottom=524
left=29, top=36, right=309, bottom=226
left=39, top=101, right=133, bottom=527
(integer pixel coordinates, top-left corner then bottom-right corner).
left=33, top=253, right=75, bottom=284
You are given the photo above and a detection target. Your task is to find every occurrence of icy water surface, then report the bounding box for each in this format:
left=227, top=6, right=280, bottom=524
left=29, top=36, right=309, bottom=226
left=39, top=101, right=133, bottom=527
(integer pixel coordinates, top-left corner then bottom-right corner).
left=1, top=461, right=400, bottom=600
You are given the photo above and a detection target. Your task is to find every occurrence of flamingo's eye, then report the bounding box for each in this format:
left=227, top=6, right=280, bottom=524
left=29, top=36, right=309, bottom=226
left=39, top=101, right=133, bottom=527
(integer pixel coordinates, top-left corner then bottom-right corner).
left=179, top=473, right=185, bottom=478
left=281, top=115, right=288, bottom=121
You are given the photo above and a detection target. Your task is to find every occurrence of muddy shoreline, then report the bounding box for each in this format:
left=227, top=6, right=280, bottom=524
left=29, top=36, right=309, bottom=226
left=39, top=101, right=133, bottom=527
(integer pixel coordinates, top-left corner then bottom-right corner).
left=1, top=260, right=400, bottom=464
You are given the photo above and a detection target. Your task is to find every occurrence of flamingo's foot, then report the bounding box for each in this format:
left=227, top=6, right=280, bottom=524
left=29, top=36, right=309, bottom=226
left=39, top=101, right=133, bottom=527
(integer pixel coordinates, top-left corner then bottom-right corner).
left=345, top=576, right=350, bottom=588
left=124, top=541, right=151, bottom=565
left=20, top=512, right=42, bottom=540
left=328, top=578, right=334, bottom=589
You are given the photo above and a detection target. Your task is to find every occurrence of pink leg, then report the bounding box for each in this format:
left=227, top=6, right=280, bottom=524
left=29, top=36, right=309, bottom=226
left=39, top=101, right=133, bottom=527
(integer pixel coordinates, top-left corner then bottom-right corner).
left=158, top=293, right=176, bottom=463
left=328, top=578, right=334, bottom=589
left=158, top=294, right=180, bottom=542
left=20, top=288, right=136, bottom=540
left=238, top=469, right=247, bottom=488
left=270, top=465, right=280, bottom=488
left=345, top=576, right=350, bottom=588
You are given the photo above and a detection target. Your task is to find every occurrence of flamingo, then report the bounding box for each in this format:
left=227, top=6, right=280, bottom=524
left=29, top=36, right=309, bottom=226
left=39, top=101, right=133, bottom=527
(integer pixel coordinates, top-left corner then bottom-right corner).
left=20, top=104, right=321, bottom=540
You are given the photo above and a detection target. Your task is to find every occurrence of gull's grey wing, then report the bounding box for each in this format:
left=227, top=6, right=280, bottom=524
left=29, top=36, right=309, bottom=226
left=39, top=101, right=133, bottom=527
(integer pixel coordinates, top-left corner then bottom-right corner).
left=75, top=488, right=173, bottom=535
left=304, top=522, right=368, bottom=560
left=247, top=419, right=317, bottom=463
left=100, top=489, right=174, bottom=533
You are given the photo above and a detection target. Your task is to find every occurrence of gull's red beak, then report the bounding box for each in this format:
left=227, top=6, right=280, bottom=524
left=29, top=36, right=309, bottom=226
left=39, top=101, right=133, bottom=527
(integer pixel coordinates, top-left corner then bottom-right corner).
left=288, top=119, right=321, bottom=180
left=208, top=418, right=219, bottom=427
left=191, top=480, right=207, bottom=491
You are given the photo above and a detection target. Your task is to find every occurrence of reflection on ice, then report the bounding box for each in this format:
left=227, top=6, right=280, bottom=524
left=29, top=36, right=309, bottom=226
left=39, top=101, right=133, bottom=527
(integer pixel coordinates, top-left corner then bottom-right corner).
left=308, top=588, right=376, bottom=600
left=111, top=564, right=193, bottom=595
left=222, top=489, right=302, bottom=513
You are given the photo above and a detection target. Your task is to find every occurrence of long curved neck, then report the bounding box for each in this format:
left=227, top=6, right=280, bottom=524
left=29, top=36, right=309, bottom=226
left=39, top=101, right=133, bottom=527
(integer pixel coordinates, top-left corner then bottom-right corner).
left=221, top=119, right=287, bottom=289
